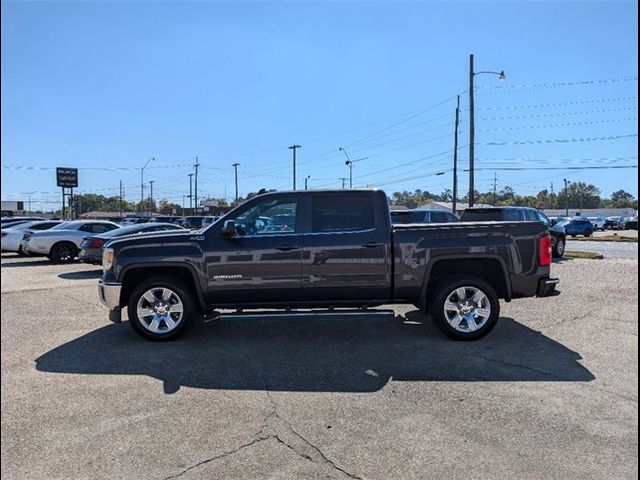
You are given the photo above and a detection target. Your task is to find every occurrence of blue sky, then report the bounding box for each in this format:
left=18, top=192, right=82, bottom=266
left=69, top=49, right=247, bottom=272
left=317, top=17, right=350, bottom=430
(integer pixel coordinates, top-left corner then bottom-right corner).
left=1, top=0, right=638, bottom=211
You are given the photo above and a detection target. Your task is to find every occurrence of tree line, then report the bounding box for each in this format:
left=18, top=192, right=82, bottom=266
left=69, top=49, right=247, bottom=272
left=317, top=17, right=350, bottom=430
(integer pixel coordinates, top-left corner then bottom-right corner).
left=60, top=184, right=636, bottom=216
left=391, top=183, right=638, bottom=211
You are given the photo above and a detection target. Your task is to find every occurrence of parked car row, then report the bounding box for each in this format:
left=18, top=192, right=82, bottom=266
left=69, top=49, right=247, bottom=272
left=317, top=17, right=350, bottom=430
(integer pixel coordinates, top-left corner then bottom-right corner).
left=1, top=220, right=188, bottom=263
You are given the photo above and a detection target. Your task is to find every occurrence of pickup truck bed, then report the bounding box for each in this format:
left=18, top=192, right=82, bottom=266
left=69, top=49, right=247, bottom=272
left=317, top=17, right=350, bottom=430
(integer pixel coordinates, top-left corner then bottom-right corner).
left=98, top=189, right=558, bottom=342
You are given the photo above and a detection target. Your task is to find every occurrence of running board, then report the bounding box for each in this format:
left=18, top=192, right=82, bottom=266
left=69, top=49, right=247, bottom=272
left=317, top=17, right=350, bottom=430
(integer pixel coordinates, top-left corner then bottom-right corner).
left=203, top=308, right=395, bottom=322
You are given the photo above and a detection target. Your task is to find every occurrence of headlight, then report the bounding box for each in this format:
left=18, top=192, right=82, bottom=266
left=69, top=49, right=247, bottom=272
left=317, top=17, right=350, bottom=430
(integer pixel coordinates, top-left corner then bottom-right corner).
left=103, top=248, right=114, bottom=272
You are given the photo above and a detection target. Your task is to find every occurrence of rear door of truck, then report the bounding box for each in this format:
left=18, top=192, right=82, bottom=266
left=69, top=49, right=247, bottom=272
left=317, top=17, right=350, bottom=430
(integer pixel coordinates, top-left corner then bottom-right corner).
left=300, top=191, right=391, bottom=301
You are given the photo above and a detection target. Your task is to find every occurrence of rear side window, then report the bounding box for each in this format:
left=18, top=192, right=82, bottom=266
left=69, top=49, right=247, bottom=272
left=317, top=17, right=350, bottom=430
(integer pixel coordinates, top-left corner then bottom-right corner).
left=312, top=195, right=375, bottom=233
left=431, top=212, right=456, bottom=223
left=390, top=211, right=427, bottom=224
left=524, top=210, right=538, bottom=221
left=461, top=210, right=503, bottom=221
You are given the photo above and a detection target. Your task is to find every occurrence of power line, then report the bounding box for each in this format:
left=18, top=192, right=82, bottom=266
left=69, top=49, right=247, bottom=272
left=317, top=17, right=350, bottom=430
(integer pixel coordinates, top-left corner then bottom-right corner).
left=480, top=133, right=638, bottom=146
left=478, top=117, right=637, bottom=132
left=479, top=106, right=637, bottom=120
left=474, top=96, right=637, bottom=111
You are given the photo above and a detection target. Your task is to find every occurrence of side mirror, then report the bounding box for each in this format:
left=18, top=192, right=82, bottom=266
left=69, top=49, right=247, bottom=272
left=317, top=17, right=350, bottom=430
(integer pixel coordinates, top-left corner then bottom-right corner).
left=221, top=219, right=236, bottom=236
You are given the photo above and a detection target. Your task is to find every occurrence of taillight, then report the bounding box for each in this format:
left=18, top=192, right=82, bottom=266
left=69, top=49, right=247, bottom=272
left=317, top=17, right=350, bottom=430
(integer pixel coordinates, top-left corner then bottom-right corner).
left=1, top=231, right=7, bottom=238
left=89, top=239, right=104, bottom=249
left=539, top=234, right=552, bottom=266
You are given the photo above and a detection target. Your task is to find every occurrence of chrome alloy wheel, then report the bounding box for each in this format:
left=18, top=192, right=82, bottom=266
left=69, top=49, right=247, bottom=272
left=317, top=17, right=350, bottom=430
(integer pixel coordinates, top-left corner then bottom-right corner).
left=136, top=287, right=184, bottom=334
left=443, top=286, right=492, bottom=333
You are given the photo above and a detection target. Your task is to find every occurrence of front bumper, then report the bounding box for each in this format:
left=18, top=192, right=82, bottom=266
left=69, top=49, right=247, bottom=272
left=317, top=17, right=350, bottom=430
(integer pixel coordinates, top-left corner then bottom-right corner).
left=537, top=277, right=560, bottom=297
left=98, top=280, right=123, bottom=323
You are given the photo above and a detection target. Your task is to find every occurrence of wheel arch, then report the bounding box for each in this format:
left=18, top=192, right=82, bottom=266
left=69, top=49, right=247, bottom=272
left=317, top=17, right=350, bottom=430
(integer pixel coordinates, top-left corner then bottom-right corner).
left=119, top=264, right=208, bottom=313
left=419, top=254, right=512, bottom=309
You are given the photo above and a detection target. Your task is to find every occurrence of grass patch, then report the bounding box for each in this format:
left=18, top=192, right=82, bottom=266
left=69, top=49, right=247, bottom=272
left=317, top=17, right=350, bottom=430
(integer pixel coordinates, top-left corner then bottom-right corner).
left=564, top=251, right=605, bottom=260
left=569, top=235, right=638, bottom=242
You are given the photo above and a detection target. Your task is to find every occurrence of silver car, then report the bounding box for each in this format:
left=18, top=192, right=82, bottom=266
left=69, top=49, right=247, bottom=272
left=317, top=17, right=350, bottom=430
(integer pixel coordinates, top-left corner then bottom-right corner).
left=21, top=220, right=120, bottom=263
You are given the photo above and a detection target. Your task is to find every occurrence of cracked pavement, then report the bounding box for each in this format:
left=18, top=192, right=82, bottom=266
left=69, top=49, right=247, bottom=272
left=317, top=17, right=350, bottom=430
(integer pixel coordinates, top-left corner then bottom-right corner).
left=1, top=253, right=638, bottom=479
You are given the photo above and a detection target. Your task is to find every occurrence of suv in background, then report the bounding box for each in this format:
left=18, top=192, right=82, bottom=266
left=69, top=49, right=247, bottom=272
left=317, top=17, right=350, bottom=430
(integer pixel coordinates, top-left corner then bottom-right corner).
left=556, top=217, right=594, bottom=238
left=390, top=209, right=459, bottom=224
left=460, top=206, right=567, bottom=258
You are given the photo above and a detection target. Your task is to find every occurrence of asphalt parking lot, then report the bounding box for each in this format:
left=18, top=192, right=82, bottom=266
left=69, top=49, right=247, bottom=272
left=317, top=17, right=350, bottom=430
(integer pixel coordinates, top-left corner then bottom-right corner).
left=1, top=253, right=638, bottom=479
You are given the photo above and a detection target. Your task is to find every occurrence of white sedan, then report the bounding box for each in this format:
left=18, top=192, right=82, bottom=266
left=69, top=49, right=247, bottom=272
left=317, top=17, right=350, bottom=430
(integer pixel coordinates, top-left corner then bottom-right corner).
left=22, top=220, right=120, bottom=263
left=1, top=220, right=64, bottom=255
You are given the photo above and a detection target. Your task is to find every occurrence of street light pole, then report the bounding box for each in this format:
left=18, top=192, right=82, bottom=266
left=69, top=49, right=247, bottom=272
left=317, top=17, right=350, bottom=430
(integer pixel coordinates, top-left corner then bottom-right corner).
left=305, top=175, right=311, bottom=190
left=232, top=163, right=240, bottom=202
left=188, top=173, right=194, bottom=210
left=564, top=178, right=570, bottom=216
left=141, top=157, right=154, bottom=211
left=468, top=54, right=505, bottom=207
left=288, top=145, right=301, bottom=190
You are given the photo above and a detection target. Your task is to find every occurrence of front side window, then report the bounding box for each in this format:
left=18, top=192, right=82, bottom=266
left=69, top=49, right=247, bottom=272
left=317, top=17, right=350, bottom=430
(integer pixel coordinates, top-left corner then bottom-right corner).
left=312, top=195, right=374, bottom=233
left=234, top=198, right=298, bottom=236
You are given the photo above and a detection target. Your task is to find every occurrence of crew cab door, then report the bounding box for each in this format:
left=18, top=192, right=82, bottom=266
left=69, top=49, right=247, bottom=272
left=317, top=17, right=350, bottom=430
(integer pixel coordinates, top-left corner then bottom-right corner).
left=204, top=194, right=305, bottom=304
left=300, top=192, right=391, bottom=302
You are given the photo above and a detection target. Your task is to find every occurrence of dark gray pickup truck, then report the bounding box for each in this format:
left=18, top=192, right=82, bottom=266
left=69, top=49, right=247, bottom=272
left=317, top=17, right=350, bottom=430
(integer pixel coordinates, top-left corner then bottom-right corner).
left=99, top=190, right=558, bottom=341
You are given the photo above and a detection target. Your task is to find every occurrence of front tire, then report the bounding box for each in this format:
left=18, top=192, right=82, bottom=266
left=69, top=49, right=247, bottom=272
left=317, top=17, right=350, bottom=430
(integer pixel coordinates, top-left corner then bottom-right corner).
left=429, top=275, right=500, bottom=341
left=584, top=230, right=593, bottom=238
left=127, top=276, right=195, bottom=341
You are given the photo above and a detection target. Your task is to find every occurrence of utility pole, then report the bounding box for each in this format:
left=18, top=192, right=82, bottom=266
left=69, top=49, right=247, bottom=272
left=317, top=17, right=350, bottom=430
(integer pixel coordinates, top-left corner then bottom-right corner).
left=563, top=178, right=570, bottom=217
left=119, top=180, right=123, bottom=218
left=232, top=163, right=240, bottom=202
left=469, top=54, right=476, bottom=207
left=194, top=156, right=200, bottom=212
left=149, top=180, right=154, bottom=212
left=492, top=173, right=498, bottom=206
left=305, top=175, right=311, bottom=190
left=288, top=145, right=301, bottom=190
left=182, top=195, right=186, bottom=216
left=188, top=173, right=194, bottom=210
left=452, top=95, right=460, bottom=214
left=550, top=182, right=555, bottom=209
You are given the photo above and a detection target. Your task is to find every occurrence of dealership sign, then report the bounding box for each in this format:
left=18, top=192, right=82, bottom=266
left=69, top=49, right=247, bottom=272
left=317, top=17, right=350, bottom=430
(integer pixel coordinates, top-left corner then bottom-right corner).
left=56, top=167, right=78, bottom=188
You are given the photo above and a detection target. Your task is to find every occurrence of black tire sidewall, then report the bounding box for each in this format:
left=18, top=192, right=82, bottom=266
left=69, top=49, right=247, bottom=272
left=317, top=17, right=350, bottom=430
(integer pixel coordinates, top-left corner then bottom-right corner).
left=553, top=237, right=565, bottom=258
left=50, top=242, right=77, bottom=263
left=430, top=275, right=500, bottom=341
left=127, top=276, right=194, bottom=341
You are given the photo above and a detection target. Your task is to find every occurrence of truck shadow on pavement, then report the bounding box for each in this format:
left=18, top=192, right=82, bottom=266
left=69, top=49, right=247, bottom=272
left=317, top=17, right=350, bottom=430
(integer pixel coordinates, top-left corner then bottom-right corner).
left=35, top=312, right=595, bottom=394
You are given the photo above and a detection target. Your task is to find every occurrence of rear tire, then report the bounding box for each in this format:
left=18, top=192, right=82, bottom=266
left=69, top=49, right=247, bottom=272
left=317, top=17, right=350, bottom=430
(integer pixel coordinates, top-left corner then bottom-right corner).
left=552, top=237, right=566, bottom=258
left=49, top=242, right=78, bottom=263
left=429, top=275, right=500, bottom=341
left=127, top=276, right=195, bottom=341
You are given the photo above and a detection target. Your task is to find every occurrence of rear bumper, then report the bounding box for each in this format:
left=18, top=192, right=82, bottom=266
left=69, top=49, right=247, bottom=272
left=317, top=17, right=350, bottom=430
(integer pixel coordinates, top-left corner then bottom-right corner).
left=98, top=280, right=122, bottom=323
left=537, top=277, right=560, bottom=297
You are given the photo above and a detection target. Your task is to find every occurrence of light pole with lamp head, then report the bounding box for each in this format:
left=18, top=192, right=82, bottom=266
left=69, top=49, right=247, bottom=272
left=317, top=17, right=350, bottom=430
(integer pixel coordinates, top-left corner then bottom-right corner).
left=339, top=147, right=368, bottom=189
left=304, top=175, right=311, bottom=190
left=469, top=54, right=505, bottom=207
left=141, top=157, right=155, bottom=212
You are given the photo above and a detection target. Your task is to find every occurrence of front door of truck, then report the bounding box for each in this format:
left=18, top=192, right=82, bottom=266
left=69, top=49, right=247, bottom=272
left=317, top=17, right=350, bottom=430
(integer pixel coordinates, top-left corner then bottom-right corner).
left=301, top=192, right=390, bottom=302
left=205, top=195, right=305, bottom=305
